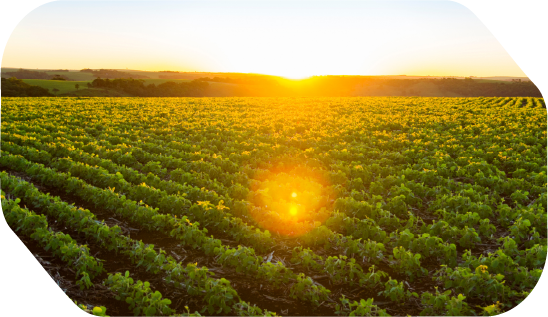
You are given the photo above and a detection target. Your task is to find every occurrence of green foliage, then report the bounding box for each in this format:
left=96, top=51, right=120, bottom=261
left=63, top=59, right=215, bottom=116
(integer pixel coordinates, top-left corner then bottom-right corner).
left=420, top=287, right=473, bottom=316
left=88, top=77, right=209, bottom=97
left=388, top=246, right=427, bottom=279
left=336, top=295, right=390, bottom=316
left=2, top=196, right=104, bottom=290
left=2, top=96, right=546, bottom=315
left=433, top=265, right=508, bottom=302
left=1, top=77, right=54, bottom=97
left=74, top=300, right=109, bottom=317
left=104, top=271, right=175, bottom=316
left=379, top=278, right=417, bottom=303
left=289, top=273, right=331, bottom=306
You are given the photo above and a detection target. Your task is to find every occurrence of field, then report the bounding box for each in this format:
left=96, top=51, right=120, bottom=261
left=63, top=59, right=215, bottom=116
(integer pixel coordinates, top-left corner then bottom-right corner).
left=21, top=79, right=93, bottom=94
left=20, top=79, right=199, bottom=95
left=1, top=97, right=546, bottom=316
left=1, top=68, right=96, bottom=81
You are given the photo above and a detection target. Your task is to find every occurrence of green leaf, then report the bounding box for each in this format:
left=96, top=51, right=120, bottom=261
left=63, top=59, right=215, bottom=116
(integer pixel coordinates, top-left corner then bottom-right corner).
left=145, top=307, right=156, bottom=316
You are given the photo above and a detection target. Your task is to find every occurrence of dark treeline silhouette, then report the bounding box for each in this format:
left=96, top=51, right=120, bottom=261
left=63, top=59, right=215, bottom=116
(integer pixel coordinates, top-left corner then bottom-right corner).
left=88, top=78, right=209, bottom=96
left=1, top=68, right=69, bottom=80
left=50, top=75, right=67, bottom=81
left=1, top=77, right=53, bottom=97
left=80, top=69, right=149, bottom=79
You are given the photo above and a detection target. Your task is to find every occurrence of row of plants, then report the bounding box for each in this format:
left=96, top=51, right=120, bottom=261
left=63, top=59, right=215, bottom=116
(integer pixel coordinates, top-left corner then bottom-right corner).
left=3, top=96, right=545, bottom=315
left=0, top=171, right=272, bottom=315
left=2, top=192, right=105, bottom=290
left=0, top=113, right=432, bottom=254
left=0, top=154, right=331, bottom=307
left=3, top=141, right=412, bottom=292
left=6, top=131, right=516, bottom=302
left=1, top=139, right=274, bottom=252
left=2, top=191, right=185, bottom=316
left=3, top=134, right=440, bottom=278
left=4, top=119, right=413, bottom=230
left=2, top=164, right=395, bottom=315
left=0, top=128, right=448, bottom=312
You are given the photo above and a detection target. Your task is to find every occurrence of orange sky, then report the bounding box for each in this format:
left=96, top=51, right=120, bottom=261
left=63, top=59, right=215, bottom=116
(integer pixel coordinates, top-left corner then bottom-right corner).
left=1, top=1, right=527, bottom=78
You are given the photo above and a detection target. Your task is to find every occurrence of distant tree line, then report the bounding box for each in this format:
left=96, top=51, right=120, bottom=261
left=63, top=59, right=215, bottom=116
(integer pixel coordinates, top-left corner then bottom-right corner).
left=80, top=69, right=150, bottom=79
left=1, top=77, right=53, bottom=97
left=1, top=69, right=69, bottom=80
left=88, top=78, right=209, bottom=96
left=50, top=75, right=67, bottom=81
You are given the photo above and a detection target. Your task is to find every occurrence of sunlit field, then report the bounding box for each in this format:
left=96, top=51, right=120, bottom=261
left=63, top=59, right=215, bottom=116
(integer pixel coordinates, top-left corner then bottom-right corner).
left=1, top=97, right=546, bottom=316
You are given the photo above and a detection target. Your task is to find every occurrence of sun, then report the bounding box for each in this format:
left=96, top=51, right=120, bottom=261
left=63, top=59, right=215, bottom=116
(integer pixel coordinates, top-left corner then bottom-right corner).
left=281, top=73, right=313, bottom=80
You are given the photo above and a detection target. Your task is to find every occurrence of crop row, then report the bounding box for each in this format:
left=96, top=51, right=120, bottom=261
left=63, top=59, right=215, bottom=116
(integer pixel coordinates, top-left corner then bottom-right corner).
left=0, top=154, right=333, bottom=307
left=1, top=191, right=187, bottom=316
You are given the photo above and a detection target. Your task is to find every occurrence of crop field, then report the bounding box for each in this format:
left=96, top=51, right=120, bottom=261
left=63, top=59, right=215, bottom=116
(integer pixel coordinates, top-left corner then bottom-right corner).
left=1, top=96, right=546, bottom=316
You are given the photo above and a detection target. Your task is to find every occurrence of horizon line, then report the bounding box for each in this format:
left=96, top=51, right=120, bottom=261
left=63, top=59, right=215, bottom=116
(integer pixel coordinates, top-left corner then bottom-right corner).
left=0, top=66, right=531, bottom=79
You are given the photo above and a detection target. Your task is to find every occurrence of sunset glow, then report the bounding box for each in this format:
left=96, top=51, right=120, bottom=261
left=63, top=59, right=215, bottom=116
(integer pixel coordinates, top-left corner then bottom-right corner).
left=1, top=0, right=527, bottom=77
left=1, top=0, right=546, bottom=315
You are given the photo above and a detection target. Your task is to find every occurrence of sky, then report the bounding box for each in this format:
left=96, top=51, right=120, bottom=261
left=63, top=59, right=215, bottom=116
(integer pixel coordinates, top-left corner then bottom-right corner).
left=1, top=0, right=527, bottom=78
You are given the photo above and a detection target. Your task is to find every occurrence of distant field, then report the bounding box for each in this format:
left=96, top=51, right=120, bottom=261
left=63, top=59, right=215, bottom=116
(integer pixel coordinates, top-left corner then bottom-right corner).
left=21, top=79, right=91, bottom=94
left=141, top=78, right=237, bottom=89
left=140, top=78, right=192, bottom=85
left=2, top=68, right=96, bottom=81
left=353, top=81, right=463, bottom=97
left=60, top=88, right=134, bottom=97
left=473, top=79, right=513, bottom=84
left=44, top=71, right=95, bottom=81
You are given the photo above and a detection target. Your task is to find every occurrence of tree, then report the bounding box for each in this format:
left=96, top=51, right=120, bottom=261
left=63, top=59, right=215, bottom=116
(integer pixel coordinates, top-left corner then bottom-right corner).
left=52, top=88, right=59, bottom=95
left=50, top=74, right=67, bottom=81
left=75, top=84, right=80, bottom=91
left=1, top=77, right=53, bottom=97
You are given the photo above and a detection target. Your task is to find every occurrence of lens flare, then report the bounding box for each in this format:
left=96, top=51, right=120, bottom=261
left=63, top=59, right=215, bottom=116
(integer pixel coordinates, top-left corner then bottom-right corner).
left=247, top=162, right=333, bottom=237
left=290, top=204, right=298, bottom=216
